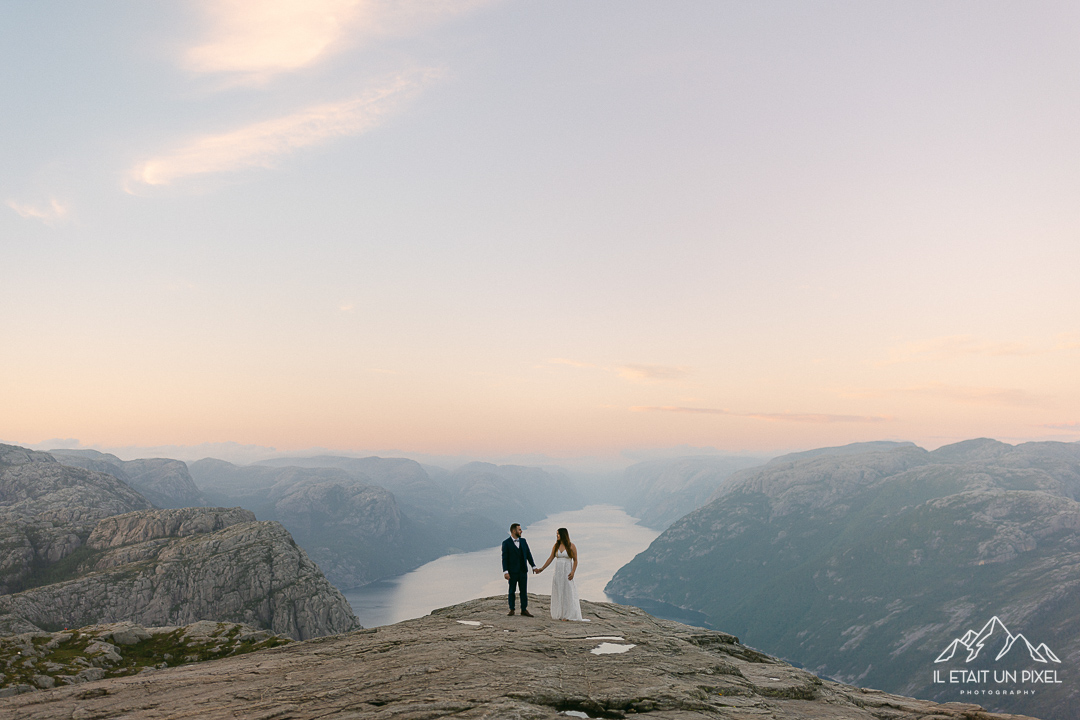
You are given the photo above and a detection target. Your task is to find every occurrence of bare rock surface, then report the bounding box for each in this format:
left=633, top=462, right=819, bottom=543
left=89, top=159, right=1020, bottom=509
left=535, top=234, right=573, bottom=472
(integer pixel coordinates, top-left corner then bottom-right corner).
left=0, top=597, right=1041, bottom=720
left=86, top=507, right=256, bottom=549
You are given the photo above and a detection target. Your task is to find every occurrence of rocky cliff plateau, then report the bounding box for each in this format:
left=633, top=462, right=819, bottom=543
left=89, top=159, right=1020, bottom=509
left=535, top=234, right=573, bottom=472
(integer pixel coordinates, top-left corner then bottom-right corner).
left=0, top=507, right=360, bottom=640
left=1, top=446, right=360, bottom=642
left=0, top=596, right=1039, bottom=720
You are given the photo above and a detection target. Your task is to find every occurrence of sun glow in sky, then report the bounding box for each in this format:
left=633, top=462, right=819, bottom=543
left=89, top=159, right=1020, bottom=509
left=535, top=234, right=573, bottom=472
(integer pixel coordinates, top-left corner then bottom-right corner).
left=3, top=1, right=1079, bottom=462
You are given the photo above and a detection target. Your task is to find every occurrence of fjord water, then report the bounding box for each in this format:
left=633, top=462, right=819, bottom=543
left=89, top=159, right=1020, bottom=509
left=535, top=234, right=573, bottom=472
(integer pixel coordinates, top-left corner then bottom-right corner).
left=343, top=505, right=659, bottom=627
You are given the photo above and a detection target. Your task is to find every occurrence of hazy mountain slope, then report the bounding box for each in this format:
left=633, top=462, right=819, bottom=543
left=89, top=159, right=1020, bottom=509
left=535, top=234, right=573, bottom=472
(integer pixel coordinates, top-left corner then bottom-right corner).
left=606, top=439, right=1080, bottom=719
left=254, top=456, right=453, bottom=520
left=621, top=455, right=767, bottom=529
left=204, top=456, right=579, bottom=586
left=448, top=461, right=581, bottom=526
left=189, top=461, right=419, bottom=588
left=49, top=449, right=207, bottom=509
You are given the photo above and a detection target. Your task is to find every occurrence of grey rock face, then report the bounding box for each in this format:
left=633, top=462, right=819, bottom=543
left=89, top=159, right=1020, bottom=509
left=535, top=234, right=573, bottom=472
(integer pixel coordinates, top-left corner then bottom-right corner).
left=86, top=507, right=255, bottom=549
left=0, top=512, right=360, bottom=640
left=0, top=597, right=1038, bottom=720
left=49, top=449, right=208, bottom=509
left=0, top=447, right=155, bottom=595
left=0, top=517, right=85, bottom=595
left=607, top=439, right=1080, bottom=720
left=0, top=446, right=152, bottom=521
left=0, top=446, right=356, bottom=646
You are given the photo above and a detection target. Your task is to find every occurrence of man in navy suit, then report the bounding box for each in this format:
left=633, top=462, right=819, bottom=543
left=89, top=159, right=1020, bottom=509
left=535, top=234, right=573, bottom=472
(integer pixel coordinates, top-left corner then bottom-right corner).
left=502, top=522, right=536, bottom=616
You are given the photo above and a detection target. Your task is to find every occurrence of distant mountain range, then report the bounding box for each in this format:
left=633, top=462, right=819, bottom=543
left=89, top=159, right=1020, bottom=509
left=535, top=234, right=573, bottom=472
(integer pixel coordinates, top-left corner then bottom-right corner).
left=48, top=449, right=208, bottom=509
left=619, top=455, right=767, bottom=529
left=189, top=455, right=581, bottom=589
left=606, top=438, right=1080, bottom=719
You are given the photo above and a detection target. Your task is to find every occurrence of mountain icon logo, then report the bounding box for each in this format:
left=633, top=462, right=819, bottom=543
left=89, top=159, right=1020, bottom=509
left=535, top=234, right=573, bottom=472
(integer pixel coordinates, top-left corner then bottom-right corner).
left=935, top=616, right=1061, bottom=664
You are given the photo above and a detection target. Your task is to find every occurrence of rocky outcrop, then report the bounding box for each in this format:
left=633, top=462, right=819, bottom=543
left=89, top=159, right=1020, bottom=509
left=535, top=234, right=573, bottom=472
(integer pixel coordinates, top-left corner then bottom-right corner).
left=0, top=446, right=358, bottom=643
left=0, top=517, right=86, bottom=595
left=607, top=439, right=1080, bottom=719
left=49, top=449, right=208, bottom=509
left=0, top=597, right=1040, bottom=720
left=0, top=446, right=155, bottom=595
left=0, top=445, right=152, bottom=521
left=86, top=507, right=255, bottom=549
left=0, top=620, right=288, bottom=695
left=0, top=510, right=361, bottom=641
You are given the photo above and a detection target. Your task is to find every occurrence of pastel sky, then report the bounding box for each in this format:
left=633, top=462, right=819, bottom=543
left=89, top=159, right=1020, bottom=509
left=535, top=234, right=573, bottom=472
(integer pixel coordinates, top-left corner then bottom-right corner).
left=3, top=1, right=1079, bottom=462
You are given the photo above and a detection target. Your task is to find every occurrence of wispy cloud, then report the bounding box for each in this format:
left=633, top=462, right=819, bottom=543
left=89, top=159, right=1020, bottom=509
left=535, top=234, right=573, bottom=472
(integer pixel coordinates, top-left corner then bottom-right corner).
left=616, top=364, right=689, bottom=381
left=842, top=383, right=1051, bottom=409
left=548, top=359, right=689, bottom=384
left=130, top=70, right=437, bottom=187
left=631, top=406, right=892, bottom=424
left=901, top=383, right=1049, bottom=408
left=549, top=358, right=599, bottom=370
left=6, top=197, right=68, bottom=225
left=184, top=0, right=492, bottom=83
left=1056, top=333, right=1080, bottom=351
left=882, top=335, right=1035, bottom=365
left=1040, top=421, right=1080, bottom=431
left=185, top=0, right=365, bottom=80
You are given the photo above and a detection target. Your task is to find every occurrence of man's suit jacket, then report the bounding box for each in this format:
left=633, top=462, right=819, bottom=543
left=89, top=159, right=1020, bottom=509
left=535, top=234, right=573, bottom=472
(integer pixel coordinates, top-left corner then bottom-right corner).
left=502, top=536, right=535, bottom=575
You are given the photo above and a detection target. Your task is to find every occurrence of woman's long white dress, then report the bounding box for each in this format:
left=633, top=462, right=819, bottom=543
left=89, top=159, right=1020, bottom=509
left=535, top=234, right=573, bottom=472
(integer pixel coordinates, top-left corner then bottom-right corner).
left=550, top=549, right=584, bottom=621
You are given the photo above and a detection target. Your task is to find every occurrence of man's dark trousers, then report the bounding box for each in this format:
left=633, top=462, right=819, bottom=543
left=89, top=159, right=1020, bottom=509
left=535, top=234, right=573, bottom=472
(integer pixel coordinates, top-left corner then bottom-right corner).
left=502, top=536, right=535, bottom=611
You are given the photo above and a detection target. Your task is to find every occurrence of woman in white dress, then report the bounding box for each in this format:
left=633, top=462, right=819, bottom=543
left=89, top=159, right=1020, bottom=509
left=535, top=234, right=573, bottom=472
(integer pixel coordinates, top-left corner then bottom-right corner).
left=535, top=527, right=584, bottom=621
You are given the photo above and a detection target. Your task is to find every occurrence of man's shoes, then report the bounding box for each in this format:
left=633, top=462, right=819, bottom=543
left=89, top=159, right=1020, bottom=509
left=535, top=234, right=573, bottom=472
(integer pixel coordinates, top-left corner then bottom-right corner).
left=507, top=609, right=515, bottom=616
left=520, top=609, right=534, bottom=617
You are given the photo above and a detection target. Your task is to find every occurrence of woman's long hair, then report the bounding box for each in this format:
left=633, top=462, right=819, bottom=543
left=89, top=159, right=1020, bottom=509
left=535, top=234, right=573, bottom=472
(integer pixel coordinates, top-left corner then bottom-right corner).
left=556, top=527, right=572, bottom=555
